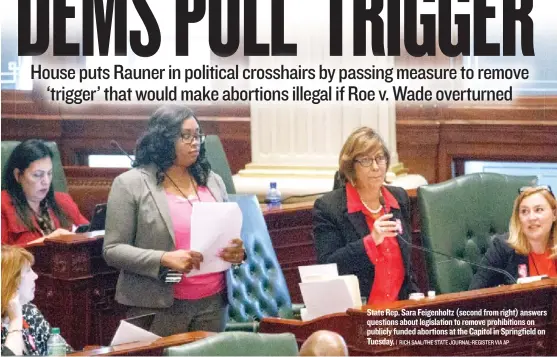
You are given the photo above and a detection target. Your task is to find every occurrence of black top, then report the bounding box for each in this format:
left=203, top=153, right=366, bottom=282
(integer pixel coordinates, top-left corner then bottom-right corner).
left=469, top=233, right=528, bottom=290
left=312, top=185, right=419, bottom=301
left=0, top=303, right=72, bottom=356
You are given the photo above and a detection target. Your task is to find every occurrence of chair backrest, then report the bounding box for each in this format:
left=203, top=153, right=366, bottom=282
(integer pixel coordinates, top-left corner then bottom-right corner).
left=205, top=135, right=236, bottom=194
left=163, top=332, right=299, bottom=356
left=418, top=172, right=537, bottom=294
left=226, top=194, right=293, bottom=325
left=1, top=141, right=68, bottom=192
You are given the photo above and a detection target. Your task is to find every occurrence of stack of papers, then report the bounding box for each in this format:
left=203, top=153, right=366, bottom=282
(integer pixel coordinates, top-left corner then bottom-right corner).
left=188, top=202, right=243, bottom=277
left=298, top=264, right=362, bottom=321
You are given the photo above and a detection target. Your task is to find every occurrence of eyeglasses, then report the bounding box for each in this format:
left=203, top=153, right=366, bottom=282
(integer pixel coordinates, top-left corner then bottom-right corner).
left=518, top=185, right=554, bottom=197
left=354, top=154, right=387, bottom=167
left=180, top=133, right=206, bottom=144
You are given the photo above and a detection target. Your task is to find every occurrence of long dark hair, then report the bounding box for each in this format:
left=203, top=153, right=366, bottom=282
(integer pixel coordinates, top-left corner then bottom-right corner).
left=3, top=139, right=70, bottom=231
left=133, top=104, right=211, bottom=185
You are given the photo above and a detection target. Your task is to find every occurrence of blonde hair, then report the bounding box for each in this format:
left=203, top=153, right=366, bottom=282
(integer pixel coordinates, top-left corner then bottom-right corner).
left=507, top=187, right=557, bottom=258
left=338, top=127, right=391, bottom=185
left=1, top=245, right=35, bottom=317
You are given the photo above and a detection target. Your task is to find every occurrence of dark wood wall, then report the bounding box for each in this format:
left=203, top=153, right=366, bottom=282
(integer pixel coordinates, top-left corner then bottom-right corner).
left=3, top=91, right=557, bottom=185
left=397, top=97, right=557, bottom=183
left=1, top=91, right=251, bottom=174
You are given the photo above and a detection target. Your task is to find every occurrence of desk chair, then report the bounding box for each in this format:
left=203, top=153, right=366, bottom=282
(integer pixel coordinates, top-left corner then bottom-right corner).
left=205, top=135, right=236, bottom=194
left=226, top=194, right=302, bottom=332
left=418, top=172, right=537, bottom=294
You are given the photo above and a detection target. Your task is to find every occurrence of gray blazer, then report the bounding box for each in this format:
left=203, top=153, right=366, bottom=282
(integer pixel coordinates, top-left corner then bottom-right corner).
left=103, top=164, right=229, bottom=308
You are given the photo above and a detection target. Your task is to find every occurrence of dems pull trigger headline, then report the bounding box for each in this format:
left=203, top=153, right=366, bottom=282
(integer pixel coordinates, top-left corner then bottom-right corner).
left=330, top=0, right=534, bottom=56
left=18, top=0, right=295, bottom=57
left=18, top=0, right=534, bottom=57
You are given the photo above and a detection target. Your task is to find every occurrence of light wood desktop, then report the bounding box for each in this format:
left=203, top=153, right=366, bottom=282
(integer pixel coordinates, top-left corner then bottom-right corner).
left=70, top=331, right=214, bottom=356
left=260, top=279, right=557, bottom=356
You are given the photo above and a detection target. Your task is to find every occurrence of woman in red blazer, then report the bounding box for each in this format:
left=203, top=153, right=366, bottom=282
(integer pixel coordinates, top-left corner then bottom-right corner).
left=1, top=140, right=88, bottom=246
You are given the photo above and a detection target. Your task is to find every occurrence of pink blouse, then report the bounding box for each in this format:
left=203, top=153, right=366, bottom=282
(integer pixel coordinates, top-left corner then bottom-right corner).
left=165, top=187, right=226, bottom=300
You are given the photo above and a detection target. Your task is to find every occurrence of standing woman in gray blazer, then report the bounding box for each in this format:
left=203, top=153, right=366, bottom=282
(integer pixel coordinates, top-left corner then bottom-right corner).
left=103, top=104, right=245, bottom=336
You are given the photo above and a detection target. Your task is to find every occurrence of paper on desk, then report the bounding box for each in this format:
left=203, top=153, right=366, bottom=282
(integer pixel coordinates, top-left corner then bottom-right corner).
left=298, top=263, right=338, bottom=282
left=340, top=275, right=362, bottom=308
left=110, top=321, right=160, bottom=346
left=299, top=277, right=357, bottom=319
left=300, top=307, right=320, bottom=321
left=85, top=230, right=105, bottom=238
left=187, top=202, right=242, bottom=277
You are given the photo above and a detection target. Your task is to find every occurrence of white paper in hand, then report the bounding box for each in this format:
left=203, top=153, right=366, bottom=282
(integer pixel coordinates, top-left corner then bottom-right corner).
left=110, top=321, right=160, bottom=346
left=188, top=202, right=242, bottom=277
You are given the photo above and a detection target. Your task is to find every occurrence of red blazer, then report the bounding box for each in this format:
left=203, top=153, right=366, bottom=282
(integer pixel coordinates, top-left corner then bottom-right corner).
left=1, top=190, right=89, bottom=246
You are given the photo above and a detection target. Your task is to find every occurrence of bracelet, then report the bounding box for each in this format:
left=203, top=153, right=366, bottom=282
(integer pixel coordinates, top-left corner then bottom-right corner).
left=7, top=329, right=23, bottom=334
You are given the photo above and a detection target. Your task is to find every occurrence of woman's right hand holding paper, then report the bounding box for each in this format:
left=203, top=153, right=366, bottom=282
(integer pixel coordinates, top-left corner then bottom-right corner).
left=161, top=249, right=204, bottom=273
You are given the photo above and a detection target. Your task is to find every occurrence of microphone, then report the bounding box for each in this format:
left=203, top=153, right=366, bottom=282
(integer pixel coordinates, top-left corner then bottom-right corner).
left=378, top=196, right=517, bottom=285
left=110, top=139, right=183, bottom=284
left=110, top=140, right=135, bottom=163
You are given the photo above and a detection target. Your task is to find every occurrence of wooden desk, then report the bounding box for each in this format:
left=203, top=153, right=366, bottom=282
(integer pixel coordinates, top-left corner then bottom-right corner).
left=259, top=279, right=557, bottom=356
left=69, top=331, right=214, bottom=356
left=27, top=232, right=123, bottom=351
left=262, top=201, right=316, bottom=304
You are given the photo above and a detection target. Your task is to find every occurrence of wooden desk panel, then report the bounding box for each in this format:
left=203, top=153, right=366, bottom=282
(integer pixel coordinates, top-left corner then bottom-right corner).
left=259, top=279, right=557, bottom=356
left=27, top=233, right=123, bottom=350
left=263, top=202, right=316, bottom=304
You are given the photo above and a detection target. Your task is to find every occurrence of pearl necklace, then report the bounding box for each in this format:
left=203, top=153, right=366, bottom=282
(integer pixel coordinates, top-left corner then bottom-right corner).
left=362, top=201, right=382, bottom=214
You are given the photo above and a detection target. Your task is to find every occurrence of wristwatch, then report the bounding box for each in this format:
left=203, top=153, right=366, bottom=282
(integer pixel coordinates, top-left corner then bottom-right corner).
left=232, top=251, right=248, bottom=269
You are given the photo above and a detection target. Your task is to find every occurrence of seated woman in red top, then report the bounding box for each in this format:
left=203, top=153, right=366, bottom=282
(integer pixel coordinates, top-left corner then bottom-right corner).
left=1, top=139, right=88, bottom=246
left=313, top=127, right=419, bottom=304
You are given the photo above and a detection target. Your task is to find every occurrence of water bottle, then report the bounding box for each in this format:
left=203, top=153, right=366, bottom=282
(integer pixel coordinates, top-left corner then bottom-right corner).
left=266, top=182, right=282, bottom=209
left=47, top=327, right=66, bottom=356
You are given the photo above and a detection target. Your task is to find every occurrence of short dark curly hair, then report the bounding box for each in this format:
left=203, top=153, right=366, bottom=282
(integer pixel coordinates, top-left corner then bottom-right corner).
left=133, top=104, right=211, bottom=186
